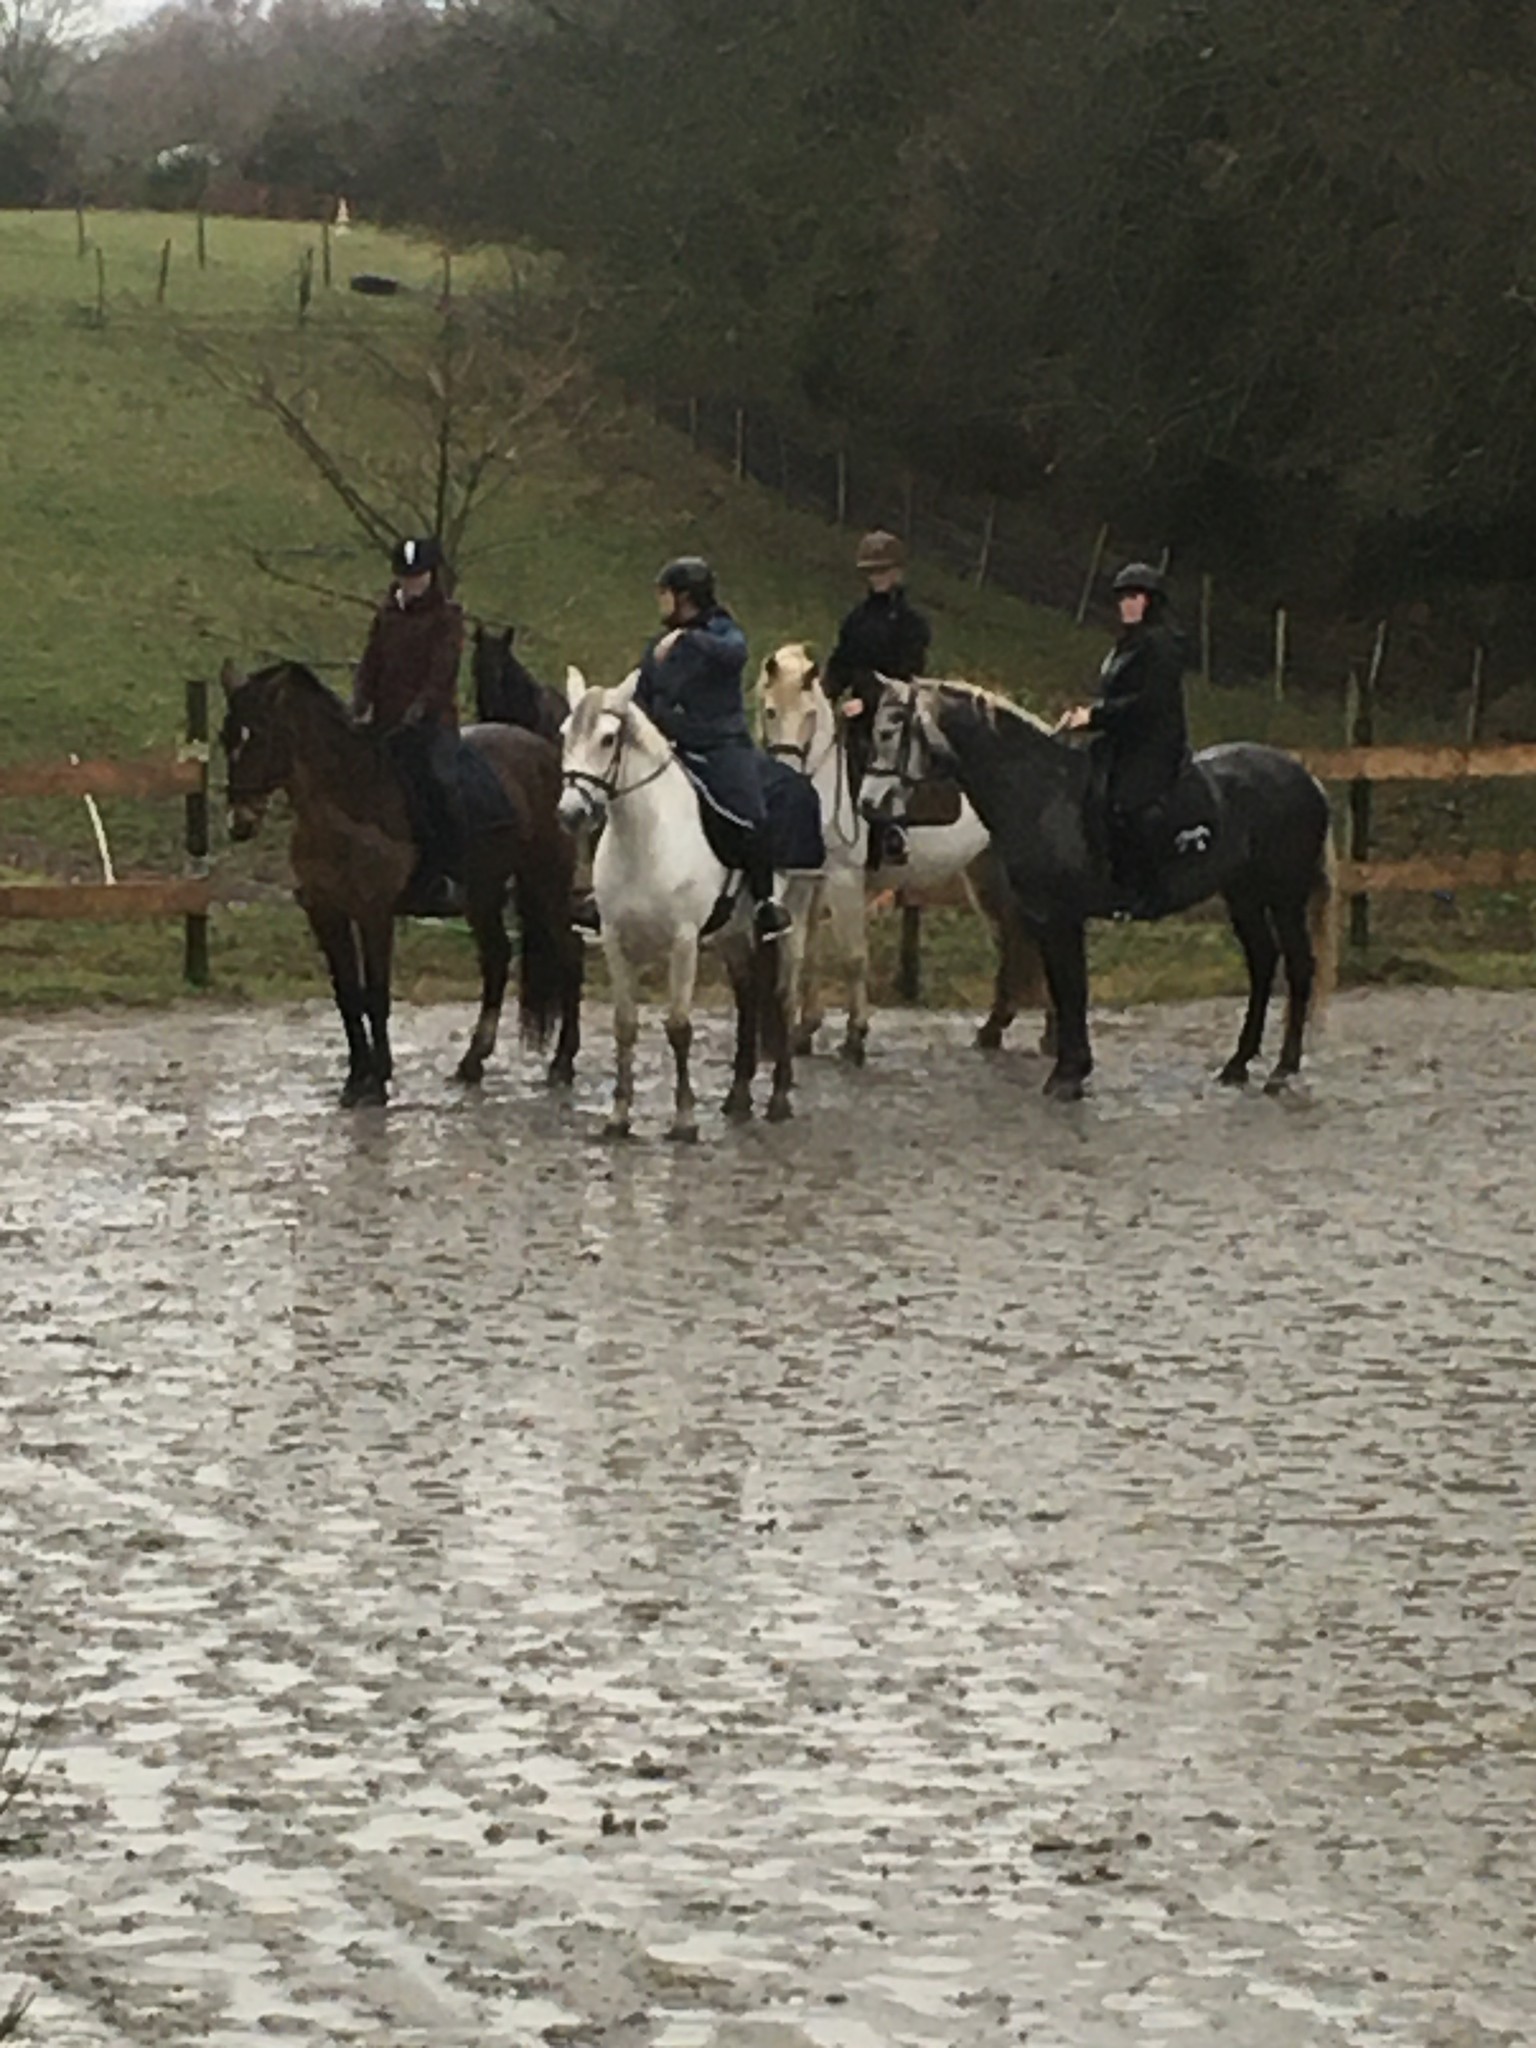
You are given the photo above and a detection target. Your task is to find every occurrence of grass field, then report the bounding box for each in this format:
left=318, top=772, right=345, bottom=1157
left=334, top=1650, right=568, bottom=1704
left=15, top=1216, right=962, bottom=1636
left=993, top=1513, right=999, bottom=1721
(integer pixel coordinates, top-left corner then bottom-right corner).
left=0, top=207, right=1532, bottom=1014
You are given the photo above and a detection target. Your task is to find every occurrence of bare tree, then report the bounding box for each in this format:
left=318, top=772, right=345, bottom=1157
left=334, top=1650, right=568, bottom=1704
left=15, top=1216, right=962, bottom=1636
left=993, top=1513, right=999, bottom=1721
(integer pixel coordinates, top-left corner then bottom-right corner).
left=0, top=0, right=88, bottom=118
left=185, top=286, right=591, bottom=595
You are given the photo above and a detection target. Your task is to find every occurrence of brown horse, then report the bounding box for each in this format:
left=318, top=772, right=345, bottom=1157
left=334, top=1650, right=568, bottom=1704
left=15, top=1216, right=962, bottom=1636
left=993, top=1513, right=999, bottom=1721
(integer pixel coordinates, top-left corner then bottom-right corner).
left=220, top=659, right=583, bottom=1106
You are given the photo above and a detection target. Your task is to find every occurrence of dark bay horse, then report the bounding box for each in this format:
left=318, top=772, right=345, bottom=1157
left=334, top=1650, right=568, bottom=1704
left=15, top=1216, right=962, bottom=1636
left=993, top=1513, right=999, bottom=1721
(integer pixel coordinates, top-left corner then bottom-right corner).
left=220, top=660, right=583, bottom=1106
left=864, top=678, right=1337, bottom=1099
left=471, top=625, right=567, bottom=740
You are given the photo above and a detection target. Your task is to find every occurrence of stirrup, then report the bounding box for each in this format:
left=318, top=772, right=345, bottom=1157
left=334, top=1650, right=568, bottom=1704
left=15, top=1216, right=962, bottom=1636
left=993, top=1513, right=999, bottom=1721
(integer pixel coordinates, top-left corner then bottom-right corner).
left=754, top=899, right=792, bottom=941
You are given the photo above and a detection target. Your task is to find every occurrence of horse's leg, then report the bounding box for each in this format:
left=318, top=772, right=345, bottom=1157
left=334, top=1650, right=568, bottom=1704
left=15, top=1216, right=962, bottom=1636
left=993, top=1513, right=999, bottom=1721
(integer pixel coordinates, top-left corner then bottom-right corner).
left=722, top=939, right=758, bottom=1121
left=969, top=852, right=1019, bottom=1051
left=601, top=937, right=640, bottom=1139
left=763, top=929, right=797, bottom=1123
left=828, top=871, right=870, bottom=1066
left=356, top=912, right=395, bottom=1102
left=306, top=902, right=373, bottom=1107
left=791, top=878, right=826, bottom=1058
left=1218, top=893, right=1280, bottom=1088
left=664, top=931, right=700, bottom=1143
left=1265, top=896, right=1315, bottom=1093
left=455, top=887, right=510, bottom=1086
left=548, top=929, right=584, bottom=1090
left=1037, top=921, right=1092, bottom=1100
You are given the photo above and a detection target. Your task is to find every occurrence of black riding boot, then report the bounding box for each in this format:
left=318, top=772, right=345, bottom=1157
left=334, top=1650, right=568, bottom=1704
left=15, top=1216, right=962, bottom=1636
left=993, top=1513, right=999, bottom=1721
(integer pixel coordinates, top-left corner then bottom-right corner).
left=746, top=843, right=791, bottom=941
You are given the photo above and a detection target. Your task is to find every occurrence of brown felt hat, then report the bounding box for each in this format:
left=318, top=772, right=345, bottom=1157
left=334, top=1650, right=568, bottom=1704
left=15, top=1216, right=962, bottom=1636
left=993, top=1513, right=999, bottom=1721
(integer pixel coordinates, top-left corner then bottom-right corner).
left=855, top=529, right=906, bottom=573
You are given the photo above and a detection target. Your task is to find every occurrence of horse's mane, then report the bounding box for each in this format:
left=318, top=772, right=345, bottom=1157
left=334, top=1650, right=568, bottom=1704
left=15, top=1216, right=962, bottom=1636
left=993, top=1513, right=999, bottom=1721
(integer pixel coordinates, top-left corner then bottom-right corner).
left=917, top=675, right=1053, bottom=737
left=246, top=660, right=357, bottom=732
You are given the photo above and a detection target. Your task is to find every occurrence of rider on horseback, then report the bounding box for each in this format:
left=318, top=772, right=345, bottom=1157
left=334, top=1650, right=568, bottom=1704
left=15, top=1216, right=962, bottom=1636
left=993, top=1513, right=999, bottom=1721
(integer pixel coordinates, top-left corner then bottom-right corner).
left=1055, top=560, right=1191, bottom=918
left=352, top=534, right=466, bottom=913
left=635, top=557, right=792, bottom=940
left=824, top=529, right=932, bottom=866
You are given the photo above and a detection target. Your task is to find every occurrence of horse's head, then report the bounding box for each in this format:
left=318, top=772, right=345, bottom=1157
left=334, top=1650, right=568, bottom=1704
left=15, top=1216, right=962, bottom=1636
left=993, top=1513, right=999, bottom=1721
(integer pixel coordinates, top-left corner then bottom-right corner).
left=557, top=669, right=648, bottom=832
left=862, top=677, right=946, bottom=824
left=220, top=659, right=293, bottom=840
left=756, top=642, right=827, bottom=767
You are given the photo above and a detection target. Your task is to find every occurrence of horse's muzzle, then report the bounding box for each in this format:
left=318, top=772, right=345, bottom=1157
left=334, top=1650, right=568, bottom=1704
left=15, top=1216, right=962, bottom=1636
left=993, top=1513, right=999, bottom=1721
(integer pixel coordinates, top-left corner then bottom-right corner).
left=860, top=784, right=901, bottom=825
left=557, top=784, right=601, bottom=833
left=226, top=801, right=266, bottom=842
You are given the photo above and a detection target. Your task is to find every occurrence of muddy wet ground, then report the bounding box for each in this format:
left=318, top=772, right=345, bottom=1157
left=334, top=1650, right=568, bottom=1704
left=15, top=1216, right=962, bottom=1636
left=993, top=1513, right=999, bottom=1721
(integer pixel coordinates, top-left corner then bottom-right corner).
left=2, top=988, right=1534, bottom=2048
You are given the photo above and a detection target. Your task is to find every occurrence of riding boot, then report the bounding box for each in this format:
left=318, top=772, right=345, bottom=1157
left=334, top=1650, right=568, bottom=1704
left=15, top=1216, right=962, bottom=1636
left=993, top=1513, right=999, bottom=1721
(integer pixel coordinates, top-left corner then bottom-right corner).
left=746, top=841, right=791, bottom=941
left=866, top=817, right=908, bottom=871
left=570, top=891, right=602, bottom=938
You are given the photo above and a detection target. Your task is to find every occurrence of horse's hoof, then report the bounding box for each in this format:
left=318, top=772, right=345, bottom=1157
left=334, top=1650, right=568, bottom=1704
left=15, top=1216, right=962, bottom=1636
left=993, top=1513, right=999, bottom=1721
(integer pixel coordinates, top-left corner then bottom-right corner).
left=722, top=1090, right=753, bottom=1122
left=454, top=1057, right=485, bottom=1087
left=791, top=1026, right=819, bottom=1059
left=838, top=1034, right=868, bottom=1067
left=340, top=1073, right=384, bottom=1109
left=1218, top=1061, right=1249, bottom=1088
left=602, top=1118, right=632, bottom=1142
left=765, top=1094, right=794, bottom=1124
left=1263, top=1067, right=1298, bottom=1097
left=546, top=1059, right=576, bottom=1089
left=1042, top=1069, right=1087, bottom=1102
left=975, top=1021, right=1004, bottom=1052
left=666, top=1120, right=700, bottom=1145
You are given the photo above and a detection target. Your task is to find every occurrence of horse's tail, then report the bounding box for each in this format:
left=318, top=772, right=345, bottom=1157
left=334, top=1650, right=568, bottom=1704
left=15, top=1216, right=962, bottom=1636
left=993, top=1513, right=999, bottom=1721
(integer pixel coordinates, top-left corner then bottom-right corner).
left=512, top=868, right=569, bottom=1050
left=1308, top=821, right=1340, bottom=1025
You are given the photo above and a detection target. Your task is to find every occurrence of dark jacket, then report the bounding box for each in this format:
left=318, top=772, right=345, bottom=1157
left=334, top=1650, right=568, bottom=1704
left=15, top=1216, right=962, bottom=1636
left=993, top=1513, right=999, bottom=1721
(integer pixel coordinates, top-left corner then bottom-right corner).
left=1089, top=619, right=1190, bottom=811
left=634, top=606, right=752, bottom=753
left=824, top=588, right=931, bottom=701
left=353, top=584, right=464, bottom=733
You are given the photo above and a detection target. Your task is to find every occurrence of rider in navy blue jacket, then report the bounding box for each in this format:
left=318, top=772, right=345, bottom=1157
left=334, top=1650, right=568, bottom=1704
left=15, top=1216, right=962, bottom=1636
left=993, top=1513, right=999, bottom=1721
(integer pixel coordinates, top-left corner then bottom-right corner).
left=570, top=558, right=791, bottom=940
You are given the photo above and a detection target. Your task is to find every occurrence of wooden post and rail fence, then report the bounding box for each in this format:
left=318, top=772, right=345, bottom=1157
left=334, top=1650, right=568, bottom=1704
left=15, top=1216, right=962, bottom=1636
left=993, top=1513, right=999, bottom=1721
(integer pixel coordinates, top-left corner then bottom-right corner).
left=1, top=676, right=1534, bottom=1002
left=0, top=679, right=211, bottom=988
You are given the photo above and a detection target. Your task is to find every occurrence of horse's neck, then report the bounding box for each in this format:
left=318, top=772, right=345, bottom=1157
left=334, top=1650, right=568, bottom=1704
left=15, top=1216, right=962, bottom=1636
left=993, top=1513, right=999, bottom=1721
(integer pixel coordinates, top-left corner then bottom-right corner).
left=605, top=737, right=715, bottom=875
left=285, top=689, right=405, bottom=827
left=942, top=695, right=1083, bottom=808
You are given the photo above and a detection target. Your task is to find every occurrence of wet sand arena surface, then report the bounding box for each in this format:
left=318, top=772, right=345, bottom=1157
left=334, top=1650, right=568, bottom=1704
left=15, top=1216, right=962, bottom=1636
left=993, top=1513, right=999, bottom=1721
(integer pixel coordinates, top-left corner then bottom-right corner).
left=2, top=990, right=1535, bottom=2048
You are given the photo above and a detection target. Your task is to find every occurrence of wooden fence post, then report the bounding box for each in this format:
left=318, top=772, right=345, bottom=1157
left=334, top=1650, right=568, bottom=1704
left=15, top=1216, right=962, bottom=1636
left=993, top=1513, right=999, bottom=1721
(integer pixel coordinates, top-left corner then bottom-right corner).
left=834, top=444, right=848, bottom=524
left=196, top=209, right=207, bottom=271
left=297, top=247, right=314, bottom=325
left=733, top=407, right=746, bottom=482
left=1075, top=523, right=1109, bottom=625
left=897, top=897, right=922, bottom=1003
left=1199, top=572, right=1213, bottom=684
left=1346, top=620, right=1386, bottom=950
left=184, top=678, right=210, bottom=989
left=1273, top=606, right=1288, bottom=703
left=1467, top=644, right=1486, bottom=743
left=93, top=244, right=107, bottom=326
left=156, top=237, right=172, bottom=305
left=321, top=219, right=332, bottom=289
left=76, top=200, right=87, bottom=258
left=974, top=496, right=998, bottom=588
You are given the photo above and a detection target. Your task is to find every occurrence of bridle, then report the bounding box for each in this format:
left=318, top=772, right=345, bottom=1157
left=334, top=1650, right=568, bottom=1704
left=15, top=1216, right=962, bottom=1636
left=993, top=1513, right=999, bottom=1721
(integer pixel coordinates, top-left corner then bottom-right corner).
left=561, top=709, right=673, bottom=809
left=877, top=684, right=929, bottom=797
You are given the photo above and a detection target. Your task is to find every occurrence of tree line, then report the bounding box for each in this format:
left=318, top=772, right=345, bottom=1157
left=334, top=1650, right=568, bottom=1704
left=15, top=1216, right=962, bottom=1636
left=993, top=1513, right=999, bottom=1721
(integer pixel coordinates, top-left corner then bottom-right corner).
left=13, top=0, right=1536, bottom=683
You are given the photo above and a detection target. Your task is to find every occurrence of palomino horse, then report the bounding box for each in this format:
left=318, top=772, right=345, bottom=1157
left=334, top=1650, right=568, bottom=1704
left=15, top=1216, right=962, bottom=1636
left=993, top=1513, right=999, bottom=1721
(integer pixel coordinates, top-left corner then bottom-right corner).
left=756, top=644, right=1048, bottom=1062
left=471, top=624, right=567, bottom=739
left=557, top=671, right=817, bottom=1140
left=864, top=677, right=1338, bottom=1099
left=221, top=660, right=583, bottom=1106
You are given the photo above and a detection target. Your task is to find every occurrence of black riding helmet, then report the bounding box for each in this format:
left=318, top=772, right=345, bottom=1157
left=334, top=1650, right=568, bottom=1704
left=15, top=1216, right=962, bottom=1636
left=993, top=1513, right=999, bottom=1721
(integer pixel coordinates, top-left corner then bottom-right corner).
left=656, top=556, right=717, bottom=609
left=1111, top=560, right=1168, bottom=602
left=392, top=534, right=445, bottom=578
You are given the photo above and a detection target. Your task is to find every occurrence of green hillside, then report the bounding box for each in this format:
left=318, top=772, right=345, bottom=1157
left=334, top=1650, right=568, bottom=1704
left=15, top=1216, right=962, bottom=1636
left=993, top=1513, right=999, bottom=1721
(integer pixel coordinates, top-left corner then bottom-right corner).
left=0, top=210, right=1529, bottom=1009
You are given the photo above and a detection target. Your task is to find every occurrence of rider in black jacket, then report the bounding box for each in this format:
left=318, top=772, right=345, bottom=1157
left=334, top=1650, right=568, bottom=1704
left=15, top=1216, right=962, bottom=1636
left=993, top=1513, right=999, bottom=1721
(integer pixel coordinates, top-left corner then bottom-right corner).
left=1055, top=561, right=1191, bottom=914
left=824, top=529, right=931, bottom=866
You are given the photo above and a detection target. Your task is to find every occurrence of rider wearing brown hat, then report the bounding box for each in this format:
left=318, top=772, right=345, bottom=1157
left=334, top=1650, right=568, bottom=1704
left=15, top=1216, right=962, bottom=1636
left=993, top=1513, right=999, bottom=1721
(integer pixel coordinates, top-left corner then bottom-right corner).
left=824, top=530, right=932, bottom=863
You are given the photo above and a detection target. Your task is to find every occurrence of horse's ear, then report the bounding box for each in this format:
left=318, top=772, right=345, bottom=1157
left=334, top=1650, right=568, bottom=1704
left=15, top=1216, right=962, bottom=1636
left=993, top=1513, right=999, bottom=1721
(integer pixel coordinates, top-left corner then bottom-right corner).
left=565, top=665, right=587, bottom=709
left=611, top=668, right=640, bottom=707
left=502, top=625, right=515, bottom=649
left=219, top=657, right=242, bottom=699
left=763, top=653, right=779, bottom=682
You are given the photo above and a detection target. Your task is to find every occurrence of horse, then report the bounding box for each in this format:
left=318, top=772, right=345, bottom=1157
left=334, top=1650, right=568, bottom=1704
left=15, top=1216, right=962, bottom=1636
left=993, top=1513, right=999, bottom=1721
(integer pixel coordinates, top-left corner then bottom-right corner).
left=756, top=644, right=1050, bottom=1062
left=471, top=624, right=567, bottom=740
left=220, top=659, right=583, bottom=1106
left=556, top=671, right=818, bottom=1140
left=862, top=677, right=1338, bottom=1100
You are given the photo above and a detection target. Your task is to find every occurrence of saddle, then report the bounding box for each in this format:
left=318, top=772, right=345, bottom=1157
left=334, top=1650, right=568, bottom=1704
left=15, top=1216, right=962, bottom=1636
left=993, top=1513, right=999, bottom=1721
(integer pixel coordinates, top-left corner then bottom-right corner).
left=678, top=751, right=826, bottom=875
left=905, top=778, right=964, bottom=829
left=1101, top=757, right=1221, bottom=914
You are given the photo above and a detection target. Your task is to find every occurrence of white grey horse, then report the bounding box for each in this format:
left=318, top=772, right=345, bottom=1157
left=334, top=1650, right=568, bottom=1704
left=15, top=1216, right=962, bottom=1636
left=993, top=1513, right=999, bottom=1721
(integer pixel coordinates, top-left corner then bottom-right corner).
left=557, top=669, right=817, bottom=1139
